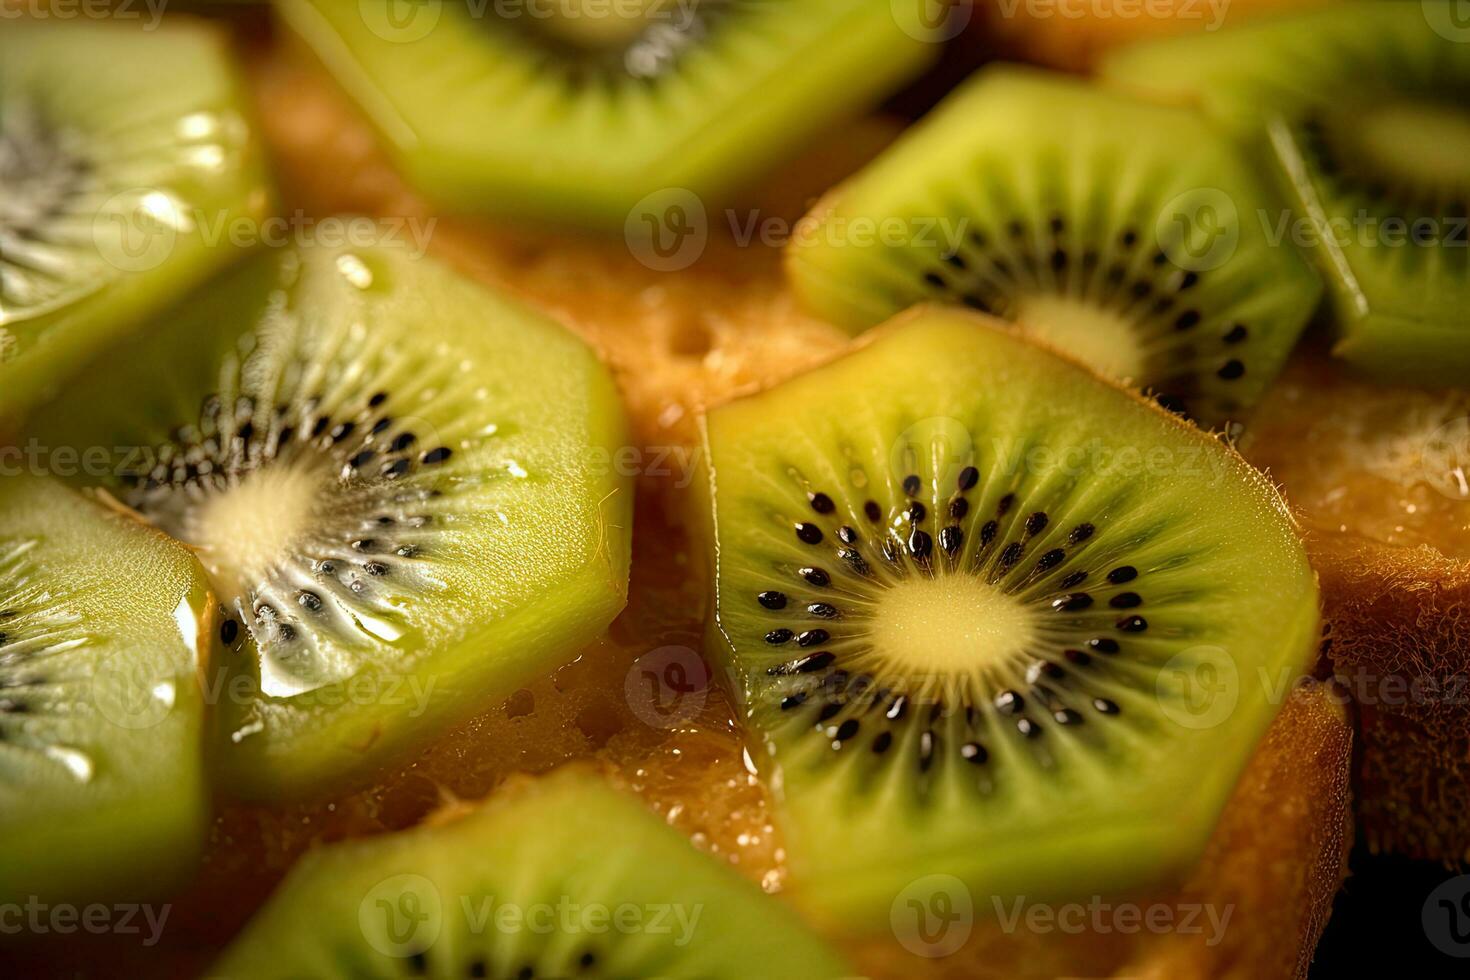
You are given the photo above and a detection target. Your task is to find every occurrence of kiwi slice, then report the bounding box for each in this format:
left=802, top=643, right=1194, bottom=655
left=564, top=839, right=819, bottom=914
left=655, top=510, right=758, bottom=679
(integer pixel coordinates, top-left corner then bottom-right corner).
left=24, top=241, right=632, bottom=799
left=785, top=67, right=1323, bottom=427
left=278, top=0, right=937, bottom=228
left=0, top=18, right=269, bottom=427
left=0, top=472, right=211, bottom=903
left=1102, top=2, right=1470, bottom=383
left=698, top=307, right=1320, bottom=923
left=213, top=768, right=848, bottom=978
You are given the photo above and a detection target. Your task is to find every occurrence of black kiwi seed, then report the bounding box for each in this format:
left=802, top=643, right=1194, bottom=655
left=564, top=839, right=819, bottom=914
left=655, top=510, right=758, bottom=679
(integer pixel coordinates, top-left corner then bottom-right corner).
left=1052, top=592, right=1093, bottom=612
left=1094, top=698, right=1120, bottom=715
left=908, top=529, right=933, bottom=560
left=902, top=474, right=921, bottom=496
left=997, top=493, right=1014, bottom=515
left=872, top=731, right=893, bottom=754
left=1174, top=310, right=1201, bottom=331
left=1117, top=615, right=1148, bottom=632
left=311, top=416, right=330, bottom=437
left=421, top=447, right=452, bottom=465
left=1217, top=359, right=1246, bottom=380
left=1110, top=592, right=1143, bottom=609
left=995, top=690, right=1023, bottom=714
left=863, top=500, right=881, bottom=522
left=837, top=525, right=858, bottom=544
left=391, top=432, right=417, bottom=452
left=958, top=465, right=979, bottom=491
left=800, top=567, right=830, bottom=587
left=834, top=719, right=860, bottom=742
left=369, top=391, right=388, bottom=408
left=1035, top=548, right=1065, bottom=572
left=220, top=620, right=239, bottom=645
left=998, top=541, right=1023, bottom=567
left=352, top=538, right=378, bottom=552
left=960, top=741, right=988, bottom=764
left=348, top=450, right=375, bottom=469
left=371, top=418, right=392, bottom=435
left=924, top=271, right=945, bottom=288
left=297, top=591, right=322, bottom=612
left=757, top=591, right=787, bottom=610
left=395, top=545, right=419, bottom=558
left=1061, top=570, right=1088, bottom=588
left=949, top=497, right=969, bottom=519
left=809, top=492, right=835, bottom=514
left=797, top=629, right=829, bottom=648
left=781, top=692, right=808, bottom=710
left=795, top=522, right=823, bottom=544
left=1223, top=324, right=1248, bottom=344
left=980, top=520, right=998, bottom=545
left=1016, top=717, right=1040, bottom=738
left=939, top=526, right=963, bottom=555
left=1106, top=565, right=1137, bottom=584
left=766, top=629, right=793, bottom=645
left=330, top=421, right=356, bottom=443
left=1054, top=708, right=1082, bottom=725
left=1068, top=523, right=1095, bottom=544
left=382, top=459, right=411, bottom=479
left=817, top=701, right=842, bottom=722
left=364, top=562, right=389, bottom=576
left=838, top=548, right=870, bottom=575
left=1087, top=637, right=1119, bottom=654
left=807, top=602, right=839, bottom=619
left=906, top=501, right=926, bottom=522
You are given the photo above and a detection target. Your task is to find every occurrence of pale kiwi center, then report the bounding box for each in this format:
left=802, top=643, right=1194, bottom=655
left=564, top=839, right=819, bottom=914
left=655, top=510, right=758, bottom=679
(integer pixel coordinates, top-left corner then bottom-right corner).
left=186, top=465, right=324, bottom=603
left=1355, top=100, right=1470, bottom=189
left=1013, top=294, right=1148, bottom=383
left=871, top=576, right=1039, bottom=678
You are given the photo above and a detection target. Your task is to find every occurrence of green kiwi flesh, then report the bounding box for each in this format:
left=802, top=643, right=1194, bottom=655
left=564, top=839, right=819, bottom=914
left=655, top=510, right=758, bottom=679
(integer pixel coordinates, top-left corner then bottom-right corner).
left=1102, top=2, right=1470, bottom=384
left=212, top=768, right=849, bottom=978
left=24, top=241, right=632, bottom=800
left=0, top=18, right=270, bottom=428
left=786, top=67, right=1323, bottom=427
left=699, top=307, right=1320, bottom=924
left=279, top=0, right=938, bottom=228
left=0, top=472, right=211, bottom=904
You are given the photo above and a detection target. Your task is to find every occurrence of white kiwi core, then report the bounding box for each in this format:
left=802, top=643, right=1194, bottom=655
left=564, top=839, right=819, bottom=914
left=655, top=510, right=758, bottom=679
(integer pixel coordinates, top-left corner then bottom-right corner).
left=1013, top=293, right=1148, bottom=383
left=186, top=465, right=324, bottom=603
left=871, top=575, right=1039, bottom=678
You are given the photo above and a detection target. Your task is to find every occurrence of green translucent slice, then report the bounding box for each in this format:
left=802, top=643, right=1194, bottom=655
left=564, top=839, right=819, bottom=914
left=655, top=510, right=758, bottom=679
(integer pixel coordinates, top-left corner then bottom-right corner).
left=1103, top=2, right=1470, bottom=383
left=0, top=18, right=271, bottom=427
left=0, top=472, right=211, bottom=904
left=25, top=242, right=632, bottom=799
left=699, top=307, right=1319, bottom=925
left=279, top=0, right=938, bottom=228
left=786, top=67, right=1322, bottom=426
left=213, top=768, right=849, bottom=978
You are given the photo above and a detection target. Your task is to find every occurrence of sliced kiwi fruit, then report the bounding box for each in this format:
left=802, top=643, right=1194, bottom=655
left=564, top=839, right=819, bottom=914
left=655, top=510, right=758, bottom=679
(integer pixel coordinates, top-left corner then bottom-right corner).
left=24, top=241, right=632, bottom=799
left=213, top=767, right=848, bottom=978
left=0, top=17, right=270, bottom=428
left=785, top=67, right=1323, bottom=427
left=278, top=0, right=938, bottom=228
left=0, top=471, right=212, bottom=904
left=1102, top=2, right=1470, bottom=384
left=698, top=306, right=1320, bottom=924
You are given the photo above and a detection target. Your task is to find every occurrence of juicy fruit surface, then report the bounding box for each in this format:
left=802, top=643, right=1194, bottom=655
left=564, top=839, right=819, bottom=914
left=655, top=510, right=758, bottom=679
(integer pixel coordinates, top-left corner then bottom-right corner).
left=787, top=68, right=1322, bottom=426
left=0, top=18, right=269, bottom=424
left=1103, top=2, right=1470, bottom=381
left=24, top=242, right=632, bottom=798
left=0, top=472, right=211, bottom=903
left=703, top=308, right=1321, bottom=920
left=281, top=0, right=935, bottom=227
left=212, top=769, right=849, bottom=979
